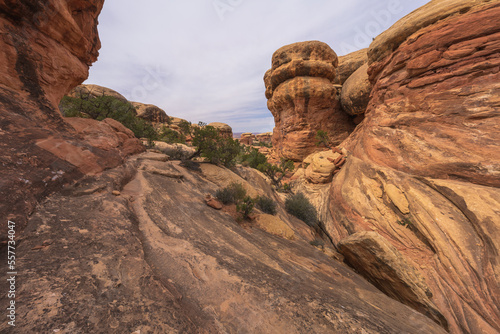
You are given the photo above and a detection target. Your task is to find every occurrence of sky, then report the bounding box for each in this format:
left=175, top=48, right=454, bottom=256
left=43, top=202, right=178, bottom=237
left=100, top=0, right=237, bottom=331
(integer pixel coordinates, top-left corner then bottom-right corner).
left=86, top=0, right=430, bottom=133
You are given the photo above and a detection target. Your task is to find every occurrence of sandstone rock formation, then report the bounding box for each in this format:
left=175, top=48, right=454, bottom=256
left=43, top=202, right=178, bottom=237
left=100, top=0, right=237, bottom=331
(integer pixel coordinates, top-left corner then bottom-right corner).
left=67, top=84, right=128, bottom=102
left=0, top=152, right=446, bottom=333
left=255, top=132, right=272, bottom=144
left=131, top=101, right=170, bottom=124
left=335, top=48, right=368, bottom=85
left=324, top=1, right=500, bottom=333
left=303, top=150, right=342, bottom=184
left=0, top=0, right=143, bottom=240
left=208, top=122, right=233, bottom=138
left=340, top=63, right=372, bottom=117
left=239, top=132, right=255, bottom=145
left=265, top=41, right=355, bottom=161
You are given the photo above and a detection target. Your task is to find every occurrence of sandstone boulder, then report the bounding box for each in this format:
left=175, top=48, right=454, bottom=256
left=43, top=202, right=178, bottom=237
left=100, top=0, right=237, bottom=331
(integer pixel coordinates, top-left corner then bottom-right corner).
left=240, top=132, right=255, bottom=145
left=131, top=101, right=170, bottom=124
left=304, top=150, right=342, bottom=184
left=67, top=84, right=128, bottom=102
left=265, top=41, right=355, bottom=161
left=154, top=142, right=196, bottom=160
left=340, top=63, right=371, bottom=116
left=335, top=48, right=368, bottom=85
left=208, top=122, right=233, bottom=138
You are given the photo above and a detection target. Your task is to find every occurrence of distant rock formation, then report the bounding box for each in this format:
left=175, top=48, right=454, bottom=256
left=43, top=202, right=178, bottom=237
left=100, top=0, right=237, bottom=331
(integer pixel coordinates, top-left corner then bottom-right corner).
left=264, top=41, right=355, bottom=161
left=0, top=0, right=143, bottom=239
left=131, top=101, right=170, bottom=124
left=240, top=132, right=255, bottom=145
left=255, top=132, right=272, bottom=144
left=68, top=84, right=128, bottom=102
left=208, top=122, right=233, bottom=138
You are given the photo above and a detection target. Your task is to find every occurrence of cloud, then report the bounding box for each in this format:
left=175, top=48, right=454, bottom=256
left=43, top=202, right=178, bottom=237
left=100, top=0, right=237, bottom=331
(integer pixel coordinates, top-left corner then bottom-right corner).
left=87, top=0, right=429, bottom=133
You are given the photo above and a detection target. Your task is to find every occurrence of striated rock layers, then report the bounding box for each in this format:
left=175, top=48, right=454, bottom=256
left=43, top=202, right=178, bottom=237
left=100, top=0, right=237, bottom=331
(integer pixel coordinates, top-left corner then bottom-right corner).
left=0, top=0, right=144, bottom=240
left=325, top=1, right=500, bottom=333
left=265, top=41, right=355, bottom=161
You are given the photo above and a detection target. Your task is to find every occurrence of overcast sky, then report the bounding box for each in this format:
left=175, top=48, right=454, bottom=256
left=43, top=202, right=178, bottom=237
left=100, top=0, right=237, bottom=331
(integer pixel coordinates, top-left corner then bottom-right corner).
left=86, top=0, right=429, bottom=133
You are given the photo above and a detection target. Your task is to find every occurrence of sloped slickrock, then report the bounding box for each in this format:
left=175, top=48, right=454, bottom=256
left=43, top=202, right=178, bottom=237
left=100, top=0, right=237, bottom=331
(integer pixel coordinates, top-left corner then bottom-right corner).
left=0, top=0, right=144, bottom=240
left=326, top=3, right=500, bottom=332
left=0, top=154, right=447, bottom=333
left=67, top=84, right=128, bottom=102
left=335, top=48, right=368, bottom=85
left=131, top=101, right=170, bottom=124
left=338, top=231, right=447, bottom=329
left=265, top=41, right=355, bottom=161
left=208, top=122, right=233, bottom=138
left=340, top=63, right=372, bottom=116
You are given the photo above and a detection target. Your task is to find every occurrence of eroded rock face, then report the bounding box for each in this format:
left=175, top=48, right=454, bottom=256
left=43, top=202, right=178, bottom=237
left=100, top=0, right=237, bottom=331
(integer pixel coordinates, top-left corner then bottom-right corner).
left=0, top=153, right=447, bottom=333
left=327, top=2, right=500, bottom=333
left=265, top=41, right=355, bottom=161
left=335, top=48, right=368, bottom=85
left=68, top=84, right=128, bottom=103
left=255, top=132, right=272, bottom=144
left=240, top=132, right=255, bottom=145
left=0, top=0, right=144, bottom=239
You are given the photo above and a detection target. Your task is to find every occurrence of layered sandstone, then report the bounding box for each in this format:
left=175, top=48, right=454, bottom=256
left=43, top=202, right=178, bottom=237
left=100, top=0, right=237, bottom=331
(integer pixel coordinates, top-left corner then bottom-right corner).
left=208, top=122, right=233, bottom=138
left=265, top=41, right=355, bottom=161
left=325, top=1, right=500, bottom=333
left=255, top=132, right=272, bottom=144
left=0, top=0, right=143, bottom=239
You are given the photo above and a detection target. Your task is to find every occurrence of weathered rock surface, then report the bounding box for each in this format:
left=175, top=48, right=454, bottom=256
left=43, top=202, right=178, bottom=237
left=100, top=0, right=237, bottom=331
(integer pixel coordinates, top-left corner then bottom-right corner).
left=255, top=132, right=272, bottom=144
left=0, top=153, right=447, bottom=333
left=335, top=48, right=368, bottom=85
left=326, top=2, right=500, bottom=333
left=208, top=122, right=233, bottom=138
left=265, top=41, right=355, bottom=161
left=67, top=84, right=128, bottom=102
left=0, top=0, right=144, bottom=239
left=304, top=150, right=342, bottom=184
left=131, top=101, right=170, bottom=124
left=340, top=63, right=371, bottom=116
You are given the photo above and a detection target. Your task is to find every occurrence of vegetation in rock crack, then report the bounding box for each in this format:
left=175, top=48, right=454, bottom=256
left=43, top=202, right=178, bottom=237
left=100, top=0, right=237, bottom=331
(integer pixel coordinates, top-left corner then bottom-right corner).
left=59, top=95, right=158, bottom=145
left=255, top=195, right=277, bottom=215
left=257, top=158, right=294, bottom=191
left=236, top=196, right=255, bottom=220
left=285, top=192, right=318, bottom=227
left=315, top=130, right=331, bottom=147
left=192, top=123, right=241, bottom=167
left=215, top=182, right=247, bottom=205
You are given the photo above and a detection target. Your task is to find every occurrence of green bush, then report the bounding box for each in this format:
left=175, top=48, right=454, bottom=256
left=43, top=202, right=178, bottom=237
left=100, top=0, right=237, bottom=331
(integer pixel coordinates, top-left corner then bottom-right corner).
left=236, top=196, right=255, bottom=219
left=255, top=196, right=277, bottom=215
left=215, top=182, right=246, bottom=205
left=178, top=120, right=192, bottom=136
left=315, top=130, right=330, bottom=147
left=158, top=126, right=186, bottom=144
left=257, top=158, right=294, bottom=190
left=241, top=148, right=268, bottom=169
left=192, top=124, right=241, bottom=167
left=59, top=95, right=158, bottom=145
left=285, top=192, right=318, bottom=227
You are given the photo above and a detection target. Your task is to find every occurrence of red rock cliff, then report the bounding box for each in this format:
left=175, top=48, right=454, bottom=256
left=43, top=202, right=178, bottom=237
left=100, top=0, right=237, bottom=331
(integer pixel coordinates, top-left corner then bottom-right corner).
left=0, top=0, right=144, bottom=240
left=327, top=1, right=500, bottom=333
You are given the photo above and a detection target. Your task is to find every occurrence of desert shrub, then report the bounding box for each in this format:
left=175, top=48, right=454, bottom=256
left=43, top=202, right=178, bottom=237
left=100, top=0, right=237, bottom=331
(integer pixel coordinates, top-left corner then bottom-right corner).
left=285, top=192, right=318, bottom=227
left=178, top=120, right=193, bottom=136
left=315, top=130, right=330, bottom=147
left=180, top=160, right=201, bottom=172
left=158, top=126, right=186, bottom=144
left=255, top=196, right=277, bottom=215
left=192, top=124, right=241, bottom=167
left=215, top=182, right=246, bottom=205
left=257, top=158, right=294, bottom=190
left=59, top=95, right=158, bottom=144
left=236, top=196, right=255, bottom=219
left=241, top=148, right=268, bottom=169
